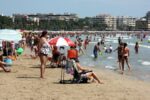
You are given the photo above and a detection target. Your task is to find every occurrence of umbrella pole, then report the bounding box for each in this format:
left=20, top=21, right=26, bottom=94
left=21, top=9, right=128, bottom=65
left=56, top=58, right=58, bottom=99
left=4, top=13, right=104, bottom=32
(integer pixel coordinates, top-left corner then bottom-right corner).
left=62, top=60, right=65, bottom=83
left=60, top=55, right=63, bottom=83
left=60, top=62, right=64, bottom=83
left=60, top=56, right=65, bottom=84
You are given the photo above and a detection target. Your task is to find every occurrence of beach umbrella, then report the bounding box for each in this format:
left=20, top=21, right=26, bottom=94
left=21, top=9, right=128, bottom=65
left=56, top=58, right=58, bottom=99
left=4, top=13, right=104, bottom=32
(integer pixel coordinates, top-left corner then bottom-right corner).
left=49, top=37, right=75, bottom=83
left=49, top=37, right=75, bottom=46
left=0, top=29, right=22, bottom=42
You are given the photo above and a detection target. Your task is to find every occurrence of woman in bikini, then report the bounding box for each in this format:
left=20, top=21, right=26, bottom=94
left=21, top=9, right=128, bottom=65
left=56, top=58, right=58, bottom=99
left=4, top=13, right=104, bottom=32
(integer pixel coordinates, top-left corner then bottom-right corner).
left=38, top=31, right=50, bottom=78
left=121, top=43, right=131, bottom=74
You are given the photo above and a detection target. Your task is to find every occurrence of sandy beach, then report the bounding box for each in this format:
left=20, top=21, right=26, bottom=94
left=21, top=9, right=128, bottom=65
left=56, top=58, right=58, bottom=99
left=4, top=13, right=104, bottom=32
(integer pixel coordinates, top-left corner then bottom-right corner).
left=0, top=49, right=150, bottom=100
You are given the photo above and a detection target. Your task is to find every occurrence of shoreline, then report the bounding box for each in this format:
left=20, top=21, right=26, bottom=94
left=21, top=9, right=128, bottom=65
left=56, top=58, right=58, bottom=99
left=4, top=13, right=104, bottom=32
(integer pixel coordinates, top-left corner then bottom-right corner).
left=0, top=48, right=150, bottom=100
left=93, top=65, right=150, bottom=82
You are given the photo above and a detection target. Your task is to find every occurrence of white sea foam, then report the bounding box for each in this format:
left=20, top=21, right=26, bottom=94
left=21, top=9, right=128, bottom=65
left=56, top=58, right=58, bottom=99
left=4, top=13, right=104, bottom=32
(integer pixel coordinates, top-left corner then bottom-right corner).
left=128, top=43, right=150, bottom=49
left=113, top=40, right=118, bottom=43
left=107, top=57, right=114, bottom=60
left=105, top=39, right=113, bottom=42
left=141, top=61, right=150, bottom=66
left=91, top=54, right=94, bottom=58
left=105, top=66, right=115, bottom=70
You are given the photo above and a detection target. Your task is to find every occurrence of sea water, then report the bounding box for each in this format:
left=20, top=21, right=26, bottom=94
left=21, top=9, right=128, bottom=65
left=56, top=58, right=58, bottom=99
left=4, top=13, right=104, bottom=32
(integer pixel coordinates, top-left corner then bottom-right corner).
left=70, top=34, right=150, bottom=82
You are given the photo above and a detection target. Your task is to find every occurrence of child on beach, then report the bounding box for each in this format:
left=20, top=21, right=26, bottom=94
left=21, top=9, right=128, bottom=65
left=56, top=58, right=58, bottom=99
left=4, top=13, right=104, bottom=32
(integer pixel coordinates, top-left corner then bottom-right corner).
left=0, top=53, right=11, bottom=72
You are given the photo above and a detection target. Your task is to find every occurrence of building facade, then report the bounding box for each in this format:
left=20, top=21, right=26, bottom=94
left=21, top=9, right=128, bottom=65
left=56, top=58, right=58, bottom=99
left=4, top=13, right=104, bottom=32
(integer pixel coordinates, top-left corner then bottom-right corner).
left=146, top=11, right=150, bottom=30
left=117, top=16, right=137, bottom=30
left=92, top=14, right=117, bottom=30
left=13, top=13, right=78, bottom=22
left=136, top=18, right=147, bottom=30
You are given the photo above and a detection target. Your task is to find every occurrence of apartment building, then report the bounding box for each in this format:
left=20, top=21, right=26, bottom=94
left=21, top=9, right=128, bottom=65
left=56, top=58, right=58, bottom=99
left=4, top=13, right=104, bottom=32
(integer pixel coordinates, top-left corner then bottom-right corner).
left=92, top=14, right=117, bottom=30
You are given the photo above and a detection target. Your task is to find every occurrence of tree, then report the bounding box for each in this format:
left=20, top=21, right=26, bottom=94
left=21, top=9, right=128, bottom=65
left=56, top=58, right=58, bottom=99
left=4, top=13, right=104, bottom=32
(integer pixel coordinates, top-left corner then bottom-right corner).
left=0, top=15, right=13, bottom=29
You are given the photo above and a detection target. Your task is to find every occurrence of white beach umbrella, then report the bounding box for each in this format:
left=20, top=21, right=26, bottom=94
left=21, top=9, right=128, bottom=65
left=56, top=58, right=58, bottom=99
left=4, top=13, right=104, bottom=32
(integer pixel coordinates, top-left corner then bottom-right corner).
left=0, top=29, right=22, bottom=42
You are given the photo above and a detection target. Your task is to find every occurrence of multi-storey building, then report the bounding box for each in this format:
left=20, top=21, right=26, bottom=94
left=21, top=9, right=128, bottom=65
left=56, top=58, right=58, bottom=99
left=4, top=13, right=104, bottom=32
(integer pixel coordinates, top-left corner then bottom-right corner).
left=146, top=11, right=150, bottom=30
left=12, top=13, right=78, bottom=27
left=117, top=16, right=137, bottom=30
left=13, top=13, right=78, bottom=22
left=92, top=14, right=117, bottom=30
left=136, top=18, right=147, bottom=30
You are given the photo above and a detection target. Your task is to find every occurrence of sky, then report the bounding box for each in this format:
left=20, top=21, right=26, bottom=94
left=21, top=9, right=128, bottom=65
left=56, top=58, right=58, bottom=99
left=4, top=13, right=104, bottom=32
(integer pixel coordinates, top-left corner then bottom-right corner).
left=0, top=0, right=150, bottom=18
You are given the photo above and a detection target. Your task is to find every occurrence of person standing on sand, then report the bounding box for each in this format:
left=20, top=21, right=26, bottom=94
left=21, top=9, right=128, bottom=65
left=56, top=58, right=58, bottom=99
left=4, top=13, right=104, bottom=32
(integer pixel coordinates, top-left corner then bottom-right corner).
left=121, top=43, right=131, bottom=74
left=38, top=31, right=50, bottom=78
left=30, top=35, right=40, bottom=59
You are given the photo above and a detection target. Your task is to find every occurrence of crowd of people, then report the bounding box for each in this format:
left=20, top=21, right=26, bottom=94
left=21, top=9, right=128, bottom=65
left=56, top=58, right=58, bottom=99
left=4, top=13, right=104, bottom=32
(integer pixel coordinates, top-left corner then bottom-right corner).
left=1, top=30, right=147, bottom=84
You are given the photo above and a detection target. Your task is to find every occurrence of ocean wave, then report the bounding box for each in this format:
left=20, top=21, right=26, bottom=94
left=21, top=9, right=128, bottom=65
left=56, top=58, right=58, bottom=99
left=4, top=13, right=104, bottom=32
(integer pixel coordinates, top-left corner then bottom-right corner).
left=128, top=43, right=150, bottom=49
left=107, top=57, right=115, bottom=60
left=141, top=61, right=150, bottom=66
left=105, top=66, right=116, bottom=70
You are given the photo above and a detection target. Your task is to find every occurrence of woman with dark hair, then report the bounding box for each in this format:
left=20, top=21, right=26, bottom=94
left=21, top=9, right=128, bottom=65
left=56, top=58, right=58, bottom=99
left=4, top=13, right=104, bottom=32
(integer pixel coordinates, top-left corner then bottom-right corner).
left=38, top=31, right=50, bottom=78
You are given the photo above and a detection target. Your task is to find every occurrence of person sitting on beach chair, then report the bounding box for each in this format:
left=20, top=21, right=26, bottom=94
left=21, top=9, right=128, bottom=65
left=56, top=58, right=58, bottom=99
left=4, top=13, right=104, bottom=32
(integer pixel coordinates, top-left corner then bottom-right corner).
left=74, top=59, right=103, bottom=84
left=65, top=59, right=103, bottom=84
left=67, top=46, right=103, bottom=84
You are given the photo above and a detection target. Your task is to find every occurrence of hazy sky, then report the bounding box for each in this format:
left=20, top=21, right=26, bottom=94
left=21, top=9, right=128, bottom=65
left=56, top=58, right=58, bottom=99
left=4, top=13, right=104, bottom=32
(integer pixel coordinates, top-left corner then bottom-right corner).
left=0, top=0, right=150, bottom=17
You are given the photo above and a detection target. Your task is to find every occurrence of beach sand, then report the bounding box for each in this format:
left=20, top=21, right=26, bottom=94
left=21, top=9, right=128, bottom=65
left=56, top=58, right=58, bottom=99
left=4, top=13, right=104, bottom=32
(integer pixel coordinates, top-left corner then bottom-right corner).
left=0, top=48, right=150, bottom=100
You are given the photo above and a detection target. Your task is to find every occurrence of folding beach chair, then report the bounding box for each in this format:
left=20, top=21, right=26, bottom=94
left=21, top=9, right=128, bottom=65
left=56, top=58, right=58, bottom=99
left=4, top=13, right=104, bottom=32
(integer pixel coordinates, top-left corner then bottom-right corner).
left=60, top=59, right=88, bottom=84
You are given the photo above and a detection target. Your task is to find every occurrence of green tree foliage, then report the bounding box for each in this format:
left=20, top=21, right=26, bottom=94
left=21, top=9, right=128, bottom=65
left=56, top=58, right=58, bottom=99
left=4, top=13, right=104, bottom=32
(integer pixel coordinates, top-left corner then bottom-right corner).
left=0, top=16, right=108, bottom=31
left=0, top=15, right=13, bottom=29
